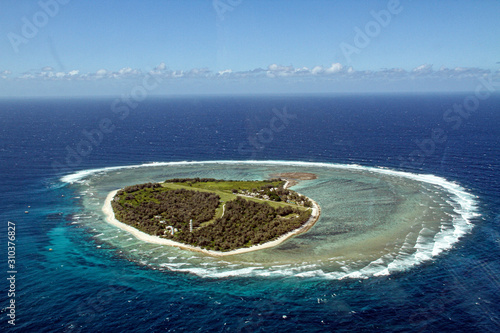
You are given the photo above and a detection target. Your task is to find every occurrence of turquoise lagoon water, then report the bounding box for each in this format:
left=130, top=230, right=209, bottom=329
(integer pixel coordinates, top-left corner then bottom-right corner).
left=63, top=161, right=478, bottom=280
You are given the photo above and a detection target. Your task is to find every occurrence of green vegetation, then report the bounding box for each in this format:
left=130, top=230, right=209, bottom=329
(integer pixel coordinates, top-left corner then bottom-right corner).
left=111, top=178, right=314, bottom=251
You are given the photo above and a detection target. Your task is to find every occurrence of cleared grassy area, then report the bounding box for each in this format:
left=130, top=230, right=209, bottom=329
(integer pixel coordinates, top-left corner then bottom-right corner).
left=160, top=180, right=308, bottom=226
left=162, top=181, right=303, bottom=207
left=187, top=180, right=284, bottom=192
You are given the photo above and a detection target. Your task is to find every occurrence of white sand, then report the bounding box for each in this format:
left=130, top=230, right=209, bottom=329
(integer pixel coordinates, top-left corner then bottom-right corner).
left=102, top=190, right=320, bottom=257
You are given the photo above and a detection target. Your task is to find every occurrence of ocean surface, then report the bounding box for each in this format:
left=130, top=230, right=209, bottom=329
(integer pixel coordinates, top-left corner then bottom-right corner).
left=1, top=94, right=499, bottom=332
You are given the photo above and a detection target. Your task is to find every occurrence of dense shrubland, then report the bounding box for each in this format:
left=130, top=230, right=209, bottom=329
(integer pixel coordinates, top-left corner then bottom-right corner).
left=174, top=197, right=311, bottom=251
left=111, top=179, right=313, bottom=251
left=112, top=187, right=219, bottom=233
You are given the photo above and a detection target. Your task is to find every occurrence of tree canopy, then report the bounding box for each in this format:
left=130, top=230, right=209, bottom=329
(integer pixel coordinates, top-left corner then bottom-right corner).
left=111, top=179, right=313, bottom=251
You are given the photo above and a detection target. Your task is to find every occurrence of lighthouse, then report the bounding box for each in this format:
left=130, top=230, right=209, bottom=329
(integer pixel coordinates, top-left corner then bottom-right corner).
left=190, top=219, right=193, bottom=233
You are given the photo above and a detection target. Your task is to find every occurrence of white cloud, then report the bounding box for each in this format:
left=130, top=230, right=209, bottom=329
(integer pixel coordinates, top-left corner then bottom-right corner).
left=96, top=69, right=109, bottom=77
left=117, top=67, right=141, bottom=76
left=4, top=63, right=497, bottom=92
left=118, top=67, right=133, bottom=75
left=268, top=64, right=294, bottom=72
left=155, top=62, right=167, bottom=71
left=171, top=70, right=184, bottom=78
left=311, top=66, right=324, bottom=75
left=20, top=73, right=35, bottom=79
left=189, top=68, right=211, bottom=76
left=218, top=69, right=232, bottom=76
left=412, top=64, right=433, bottom=73
left=0, top=70, right=12, bottom=79
left=305, top=63, right=343, bottom=75
left=266, top=64, right=295, bottom=77
left=268, top=64, right=279, bottom=71
left=325, top=63, right=343, bottom=74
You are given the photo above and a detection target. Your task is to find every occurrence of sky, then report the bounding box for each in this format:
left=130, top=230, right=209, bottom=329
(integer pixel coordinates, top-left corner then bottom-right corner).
left=0, top=0, right=499, bottom=97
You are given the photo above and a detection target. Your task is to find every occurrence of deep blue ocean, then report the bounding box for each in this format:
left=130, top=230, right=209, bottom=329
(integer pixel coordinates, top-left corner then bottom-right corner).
left=1, top=94, right=499, bottom=332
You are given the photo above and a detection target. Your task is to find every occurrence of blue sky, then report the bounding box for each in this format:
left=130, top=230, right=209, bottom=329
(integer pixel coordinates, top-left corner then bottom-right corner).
left=1, top=0, right=499, bottom=96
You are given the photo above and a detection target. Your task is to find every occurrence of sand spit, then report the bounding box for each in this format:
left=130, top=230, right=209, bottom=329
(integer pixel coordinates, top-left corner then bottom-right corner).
left=272, top=172, right=318, bottom=188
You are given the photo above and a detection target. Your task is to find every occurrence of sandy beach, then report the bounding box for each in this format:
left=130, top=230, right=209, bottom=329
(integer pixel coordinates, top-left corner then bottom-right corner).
left=102, top=189, right=321, bottom=257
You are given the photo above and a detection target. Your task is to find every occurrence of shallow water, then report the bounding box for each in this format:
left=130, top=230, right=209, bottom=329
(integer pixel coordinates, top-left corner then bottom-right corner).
left=64, top=161, right=477, bottom=279
left=3, top=95, right=498, bottom=332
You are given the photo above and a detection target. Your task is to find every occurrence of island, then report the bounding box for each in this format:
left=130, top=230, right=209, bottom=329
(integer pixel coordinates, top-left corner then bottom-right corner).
left=103, top=176, right=321, bottom=256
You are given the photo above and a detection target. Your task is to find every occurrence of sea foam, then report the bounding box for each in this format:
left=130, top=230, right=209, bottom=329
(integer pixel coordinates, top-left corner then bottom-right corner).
left=62, top=160, right=480, bottom=279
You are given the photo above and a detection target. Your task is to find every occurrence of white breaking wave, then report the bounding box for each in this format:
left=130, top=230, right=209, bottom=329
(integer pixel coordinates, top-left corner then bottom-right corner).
left=63, top=160, right=480, bottom=279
